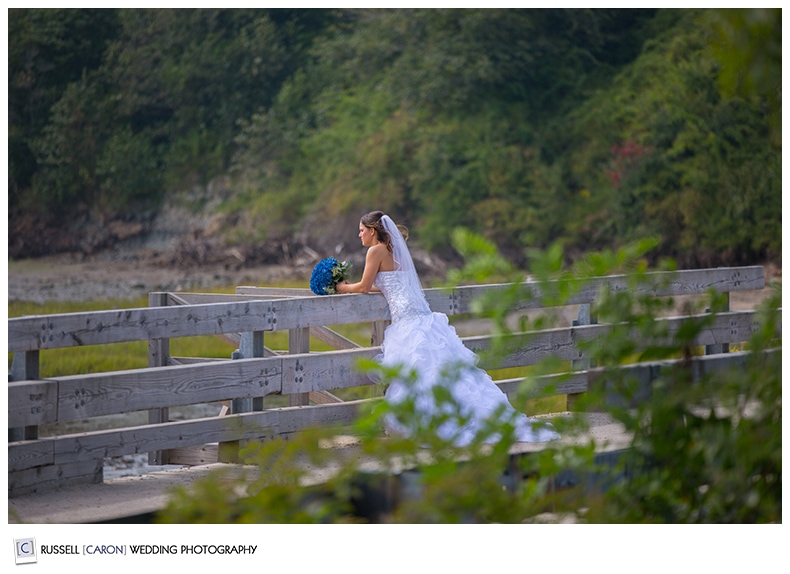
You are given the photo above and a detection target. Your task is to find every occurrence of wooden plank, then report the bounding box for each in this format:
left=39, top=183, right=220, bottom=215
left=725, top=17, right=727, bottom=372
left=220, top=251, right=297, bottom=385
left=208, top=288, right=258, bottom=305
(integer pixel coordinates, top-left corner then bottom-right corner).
left=236, top=286, right=314, bottom=298
left=169, top=292, right=284, bottom=305
left=8, top=436, right=54, bottom=472
left=467, top=310, right=772, bottom=370
left=51, top=357, right=284, bottom=422
left=706, top=293, right=731, bottom=355
left=8, top=298, right=277, bottom=352
left=7, top=310, right=771, bottom=427
left=495, top=372, right=589, bottom=398
left=309, top=325, right=362, bottom=350
left=268, top=294, right=391, bottom=331
left=2, top=347, right=368, bottom=433
left=239, top=286, right=455, bottom=315
left=7, top=350, right=774, bottom=475
left=7, top=291, right=390, bottom=352
left=166, top=444, right=219, bottom=466
left=238, top=267, right=765, bottom=319
left=200, top=267, right=768, bottom=330
left=484, top=348, right=776, bottom=406
left=277, top=401, right=362, bottom=434
left=452, top=266, right=765, bottom=314
left=10, top=401, right=366, bottom=467
left=8, top=380, right=59, bottom=427
left=9, top=458, right=103, bottom=498
left=7, top=267, right=766, bottom=353
left=241, top=286, right=451, bottom=314
left=282, top=347, right=380, bottom=397
left=424, top=289, right=458, bottom=315
left=241, top=331, right=268, bottom=412
left=168, top=356, right=232, bottom=364
left=168, top=293, right=274, bottom=353
left=244, top=266, right=765, bottom=329
left=309, top=390, right=344, bottom=404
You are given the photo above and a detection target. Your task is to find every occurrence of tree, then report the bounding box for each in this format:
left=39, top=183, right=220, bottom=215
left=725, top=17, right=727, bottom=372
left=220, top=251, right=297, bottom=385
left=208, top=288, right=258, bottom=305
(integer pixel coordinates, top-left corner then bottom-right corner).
left=707, top=8, right=781, bottom=146
left=8, top=8, right=120, bottom=207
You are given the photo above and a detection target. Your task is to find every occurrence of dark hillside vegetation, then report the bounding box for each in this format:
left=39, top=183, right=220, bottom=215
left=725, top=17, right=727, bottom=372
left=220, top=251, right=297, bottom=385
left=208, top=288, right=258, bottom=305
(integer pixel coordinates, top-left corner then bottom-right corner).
left=8, top=8, right=780, bottom=269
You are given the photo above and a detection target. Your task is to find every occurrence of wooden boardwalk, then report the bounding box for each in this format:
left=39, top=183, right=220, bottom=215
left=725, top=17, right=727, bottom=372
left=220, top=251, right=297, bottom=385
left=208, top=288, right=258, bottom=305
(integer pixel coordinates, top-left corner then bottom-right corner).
left=7, top=265, right=777, bottom=522
left=10, top=410, right=630, bottom=524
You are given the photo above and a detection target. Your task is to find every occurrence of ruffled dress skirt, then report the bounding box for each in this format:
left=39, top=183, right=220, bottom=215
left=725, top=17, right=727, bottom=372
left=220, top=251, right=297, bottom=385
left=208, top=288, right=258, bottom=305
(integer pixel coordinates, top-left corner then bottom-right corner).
left=378, top=312, right=561, bottom=446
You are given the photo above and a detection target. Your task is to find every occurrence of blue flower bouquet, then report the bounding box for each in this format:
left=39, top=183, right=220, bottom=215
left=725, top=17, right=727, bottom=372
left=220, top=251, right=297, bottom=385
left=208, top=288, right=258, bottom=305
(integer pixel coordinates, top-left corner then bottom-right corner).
left=309, top=257, right=352, bottom=295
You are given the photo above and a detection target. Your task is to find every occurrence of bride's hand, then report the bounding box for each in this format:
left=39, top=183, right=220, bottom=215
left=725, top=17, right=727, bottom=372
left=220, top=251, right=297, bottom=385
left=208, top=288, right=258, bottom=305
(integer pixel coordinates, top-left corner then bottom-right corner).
left=336, top=280, right=349, bottom=294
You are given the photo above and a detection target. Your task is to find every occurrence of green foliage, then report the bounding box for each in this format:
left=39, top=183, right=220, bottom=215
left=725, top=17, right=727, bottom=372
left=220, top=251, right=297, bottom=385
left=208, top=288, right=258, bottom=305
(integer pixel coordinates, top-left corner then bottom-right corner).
left=8, top=8, right=121, bottom=205
left=447, top=227, right=518, bottom=285
left=9, top=9, right=780, bottom=269
left=232, top=8, right=777, bottom=266
left=583, top=289, right=782, bottom=523
left=9, top=8, right=338, bottom=218
left=549, top=10, right=780, bottom=265
left=707, top=8, right=781, bottom=146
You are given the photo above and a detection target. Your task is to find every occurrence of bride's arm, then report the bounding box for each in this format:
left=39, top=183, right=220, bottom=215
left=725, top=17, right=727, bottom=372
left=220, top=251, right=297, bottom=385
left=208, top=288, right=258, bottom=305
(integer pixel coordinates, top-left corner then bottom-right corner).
left=336, top=246, right=385, bottom=294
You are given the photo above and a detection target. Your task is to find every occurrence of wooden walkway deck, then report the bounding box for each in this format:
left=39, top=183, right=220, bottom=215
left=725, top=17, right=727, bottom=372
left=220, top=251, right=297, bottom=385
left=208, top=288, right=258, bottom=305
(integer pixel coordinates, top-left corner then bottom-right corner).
left=8, top=266, right=776, bottom=523
left=8, top=411, right=629, bottom=524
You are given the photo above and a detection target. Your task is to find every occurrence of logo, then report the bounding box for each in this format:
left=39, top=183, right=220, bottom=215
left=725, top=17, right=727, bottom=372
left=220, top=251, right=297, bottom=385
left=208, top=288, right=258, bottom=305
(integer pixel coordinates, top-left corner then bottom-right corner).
left=14, top=538, right=37, bottom=565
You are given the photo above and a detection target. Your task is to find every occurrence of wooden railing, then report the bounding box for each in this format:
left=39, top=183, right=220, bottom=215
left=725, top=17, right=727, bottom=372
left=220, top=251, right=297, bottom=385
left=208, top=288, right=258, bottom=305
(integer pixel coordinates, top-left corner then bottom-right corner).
left=7, top=266, right=774, bottom=496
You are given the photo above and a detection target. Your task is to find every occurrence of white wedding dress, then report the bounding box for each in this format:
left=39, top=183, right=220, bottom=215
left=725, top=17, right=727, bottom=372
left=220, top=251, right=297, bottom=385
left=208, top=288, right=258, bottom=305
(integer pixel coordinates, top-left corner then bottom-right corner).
left=373, top=269, right=561, bottom=447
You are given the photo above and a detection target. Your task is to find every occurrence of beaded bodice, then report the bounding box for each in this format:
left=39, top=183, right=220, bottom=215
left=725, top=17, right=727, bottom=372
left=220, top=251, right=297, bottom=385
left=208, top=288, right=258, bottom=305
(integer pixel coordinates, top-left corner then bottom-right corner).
left=374, top=271, right=431, bottom=322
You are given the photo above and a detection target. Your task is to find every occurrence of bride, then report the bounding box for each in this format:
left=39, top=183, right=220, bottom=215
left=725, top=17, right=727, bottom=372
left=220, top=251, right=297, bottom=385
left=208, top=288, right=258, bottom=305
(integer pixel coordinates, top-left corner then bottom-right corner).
left=336, top=211, right=560, bottom=446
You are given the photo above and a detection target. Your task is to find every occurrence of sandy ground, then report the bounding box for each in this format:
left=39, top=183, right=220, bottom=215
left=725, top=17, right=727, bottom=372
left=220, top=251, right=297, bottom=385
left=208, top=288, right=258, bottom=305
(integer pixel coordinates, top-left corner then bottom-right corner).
left=8, top=250, right=779, bottom=307
left=7, top=251, right=313, bottom=304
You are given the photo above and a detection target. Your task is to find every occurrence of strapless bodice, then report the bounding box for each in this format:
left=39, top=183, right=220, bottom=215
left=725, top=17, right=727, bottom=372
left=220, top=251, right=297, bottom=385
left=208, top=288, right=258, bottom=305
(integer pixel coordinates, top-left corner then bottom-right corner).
left=373, top=271, right=431, bottom=322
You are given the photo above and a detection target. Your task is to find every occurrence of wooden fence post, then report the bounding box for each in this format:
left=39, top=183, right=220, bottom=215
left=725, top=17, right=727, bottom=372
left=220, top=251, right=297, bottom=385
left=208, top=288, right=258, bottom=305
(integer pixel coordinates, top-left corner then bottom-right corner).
left=567, top=303, right=597, bottom=411
left=9, top=351, right=40, bottom=441
left=232, top=331, right=265, bottom=413
left=705, top=292, right=731, bottom=355
left=368, top=320, right=390, bottom=398
left=148, top=292, right=170, bottom=465
left=371, top=320, right=388, bottom=346
left=218, top=331, right=266, bottom=464
left=289, top=327, right=310, bottom=406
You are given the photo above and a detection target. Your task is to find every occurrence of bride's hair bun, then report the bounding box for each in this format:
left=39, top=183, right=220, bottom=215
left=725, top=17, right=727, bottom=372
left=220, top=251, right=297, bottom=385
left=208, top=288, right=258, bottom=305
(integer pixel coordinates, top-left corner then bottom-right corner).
left=361, top=211, right=408, bottom=251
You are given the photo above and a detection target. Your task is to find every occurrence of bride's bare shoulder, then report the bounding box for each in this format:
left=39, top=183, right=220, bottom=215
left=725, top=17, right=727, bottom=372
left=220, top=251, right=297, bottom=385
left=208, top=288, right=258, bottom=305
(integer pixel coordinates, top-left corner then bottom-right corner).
left=367, top=243, right=389, bottom=257
left=367, top=243, right=394, bottom=270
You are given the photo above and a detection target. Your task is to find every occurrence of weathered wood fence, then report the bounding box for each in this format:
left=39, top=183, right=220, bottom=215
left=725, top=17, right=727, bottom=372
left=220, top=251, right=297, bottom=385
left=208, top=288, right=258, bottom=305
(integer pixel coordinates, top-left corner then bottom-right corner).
left=8, top=266, right=774, bottom=497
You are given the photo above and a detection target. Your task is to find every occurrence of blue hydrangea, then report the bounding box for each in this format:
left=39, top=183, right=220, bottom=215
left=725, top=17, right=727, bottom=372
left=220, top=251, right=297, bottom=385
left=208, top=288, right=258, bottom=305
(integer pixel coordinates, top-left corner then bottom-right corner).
left=310, top=257, right=340, bottom=295
left=310, top=257, right=338, bottom=295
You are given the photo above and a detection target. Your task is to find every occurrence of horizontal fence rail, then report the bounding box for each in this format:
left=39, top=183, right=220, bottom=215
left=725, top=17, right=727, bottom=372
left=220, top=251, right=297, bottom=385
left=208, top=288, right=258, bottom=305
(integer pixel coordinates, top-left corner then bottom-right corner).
left=7, top=265, right=776, bottom=497
left=8, top=349, right=779, bottom=479
left=8, top=310, right=776, bottom=429
left=8, top=266, right=765, bottom=353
